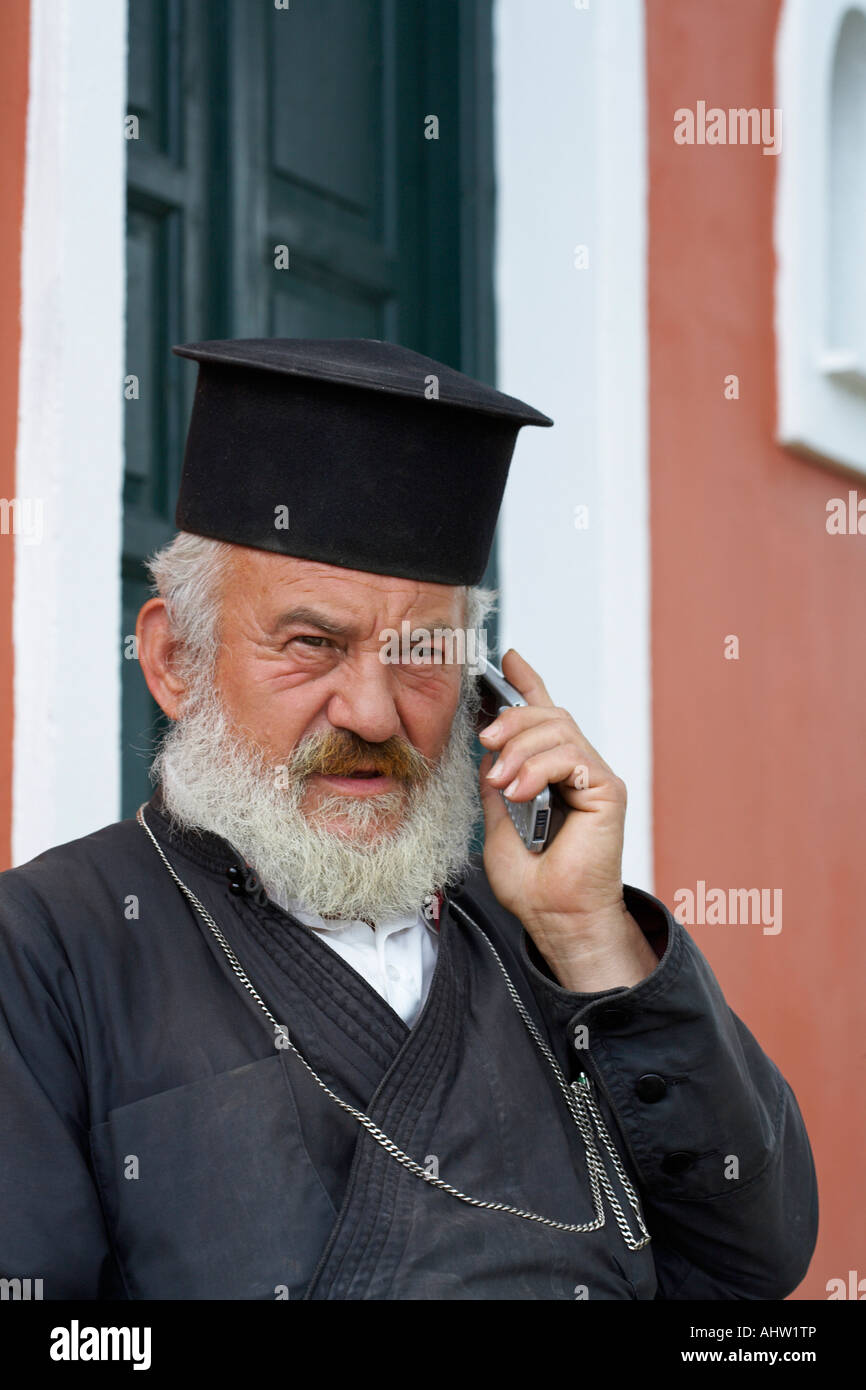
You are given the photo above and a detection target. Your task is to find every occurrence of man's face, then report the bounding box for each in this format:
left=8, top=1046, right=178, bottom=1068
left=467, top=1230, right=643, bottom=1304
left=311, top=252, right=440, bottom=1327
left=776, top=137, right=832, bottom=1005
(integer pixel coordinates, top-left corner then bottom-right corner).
left=212, top=547, right=467, bottom=841
left=148, top=543, right=482, bottom=921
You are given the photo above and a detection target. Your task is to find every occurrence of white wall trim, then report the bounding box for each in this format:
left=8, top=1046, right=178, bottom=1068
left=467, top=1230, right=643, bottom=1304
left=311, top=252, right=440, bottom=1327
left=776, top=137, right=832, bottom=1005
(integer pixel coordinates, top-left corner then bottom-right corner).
left=13, top=0, right=127, bottom=865
left=493, top=0, right=652, bottom=890
left=776, top=0, right=866, bottom=475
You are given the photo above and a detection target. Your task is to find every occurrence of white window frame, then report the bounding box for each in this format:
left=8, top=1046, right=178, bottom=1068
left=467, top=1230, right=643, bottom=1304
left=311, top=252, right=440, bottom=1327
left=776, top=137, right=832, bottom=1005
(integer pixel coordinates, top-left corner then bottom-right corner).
left=493, top=0, right=652, bottom=890
left=13, top=0, right=127, bottom=864
left=775, top=0, right=866, bottom=475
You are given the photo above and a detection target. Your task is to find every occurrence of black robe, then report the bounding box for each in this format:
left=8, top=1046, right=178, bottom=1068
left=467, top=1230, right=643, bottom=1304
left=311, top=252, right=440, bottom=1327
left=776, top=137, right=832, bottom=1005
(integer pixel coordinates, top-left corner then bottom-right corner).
left=0, top=787, right=817, bottom=1299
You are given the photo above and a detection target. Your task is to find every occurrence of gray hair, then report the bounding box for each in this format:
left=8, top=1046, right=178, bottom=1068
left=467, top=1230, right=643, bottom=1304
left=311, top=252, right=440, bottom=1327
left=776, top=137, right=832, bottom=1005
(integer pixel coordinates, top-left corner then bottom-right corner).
left=146, top=531, right=498, bottom=690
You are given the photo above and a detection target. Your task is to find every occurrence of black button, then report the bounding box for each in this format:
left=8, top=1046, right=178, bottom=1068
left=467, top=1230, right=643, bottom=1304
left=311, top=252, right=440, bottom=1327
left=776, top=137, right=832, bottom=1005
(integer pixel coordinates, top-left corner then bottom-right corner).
left=635, top=1073, right=667, bottom=1103
left=661, top=1151, right=696, bottom=1175
left=227, top=866, right=245, bottom=895
left=227, top=864, right=269, bottom=906
left=595, top=1005, right=630, bottom=1029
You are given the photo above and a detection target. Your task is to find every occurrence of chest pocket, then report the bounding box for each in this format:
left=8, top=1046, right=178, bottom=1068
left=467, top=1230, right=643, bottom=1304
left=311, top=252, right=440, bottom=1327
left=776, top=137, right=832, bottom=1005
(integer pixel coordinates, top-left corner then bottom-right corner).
left=89, top=1054, right=338, bottom=1299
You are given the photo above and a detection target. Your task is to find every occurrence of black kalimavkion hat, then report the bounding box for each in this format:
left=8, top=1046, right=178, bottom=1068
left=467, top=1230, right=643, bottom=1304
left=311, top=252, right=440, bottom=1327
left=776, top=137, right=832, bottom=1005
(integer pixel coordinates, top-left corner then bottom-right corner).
left=171, top=337, right=553, bottom=586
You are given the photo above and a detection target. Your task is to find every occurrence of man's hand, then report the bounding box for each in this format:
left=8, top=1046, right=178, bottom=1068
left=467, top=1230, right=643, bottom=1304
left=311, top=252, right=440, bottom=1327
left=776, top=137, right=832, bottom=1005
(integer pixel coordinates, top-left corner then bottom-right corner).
left=478, top=649, right=658, bottom=993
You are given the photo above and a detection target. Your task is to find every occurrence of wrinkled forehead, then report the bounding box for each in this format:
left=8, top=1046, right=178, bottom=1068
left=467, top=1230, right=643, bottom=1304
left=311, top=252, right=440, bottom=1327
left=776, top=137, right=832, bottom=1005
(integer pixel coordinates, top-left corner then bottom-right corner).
left=219, top=545, right=469, bottom=630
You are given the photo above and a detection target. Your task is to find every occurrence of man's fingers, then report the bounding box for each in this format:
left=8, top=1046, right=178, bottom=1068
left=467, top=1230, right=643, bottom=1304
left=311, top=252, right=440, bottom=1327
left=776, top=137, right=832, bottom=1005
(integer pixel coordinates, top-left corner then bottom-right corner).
left=479, top=703, right=616, bottom=780
left=485, top=722, right=596, bottom=792
left=498, top=745, right=623, bottom=806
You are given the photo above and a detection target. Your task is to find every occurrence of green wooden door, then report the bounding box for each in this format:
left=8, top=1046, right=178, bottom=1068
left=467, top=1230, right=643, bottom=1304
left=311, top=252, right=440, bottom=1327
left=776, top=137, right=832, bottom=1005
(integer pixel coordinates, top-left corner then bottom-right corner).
left=123, top=0, right=496, bottom=817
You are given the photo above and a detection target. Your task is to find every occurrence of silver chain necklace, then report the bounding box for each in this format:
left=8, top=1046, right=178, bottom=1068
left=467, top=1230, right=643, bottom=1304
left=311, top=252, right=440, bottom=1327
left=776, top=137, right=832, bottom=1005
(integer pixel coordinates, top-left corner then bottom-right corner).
left=136, top=805, right=651, bottom=1250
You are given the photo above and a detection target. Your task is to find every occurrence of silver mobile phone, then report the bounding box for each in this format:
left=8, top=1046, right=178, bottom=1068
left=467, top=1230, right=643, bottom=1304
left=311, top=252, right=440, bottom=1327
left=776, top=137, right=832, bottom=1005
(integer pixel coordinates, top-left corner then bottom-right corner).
left=476, top=658, right=567, bottom=853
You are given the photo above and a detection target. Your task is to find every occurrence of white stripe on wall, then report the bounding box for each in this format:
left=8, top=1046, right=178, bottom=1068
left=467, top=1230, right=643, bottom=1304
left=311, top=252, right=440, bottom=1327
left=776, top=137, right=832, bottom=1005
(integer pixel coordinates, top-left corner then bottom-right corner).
left=13, top=0, right=127, bottom=865
left=493, top=0, right=652, bottom=890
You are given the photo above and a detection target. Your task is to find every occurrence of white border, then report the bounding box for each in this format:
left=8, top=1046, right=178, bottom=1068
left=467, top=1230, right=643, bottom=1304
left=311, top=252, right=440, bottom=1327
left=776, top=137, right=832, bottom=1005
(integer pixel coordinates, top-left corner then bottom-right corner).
left=776, top=0, right=866, bottom=475
left=493, top=0, right=652, bottom=890
left=13, top=0, right=127, bottom=865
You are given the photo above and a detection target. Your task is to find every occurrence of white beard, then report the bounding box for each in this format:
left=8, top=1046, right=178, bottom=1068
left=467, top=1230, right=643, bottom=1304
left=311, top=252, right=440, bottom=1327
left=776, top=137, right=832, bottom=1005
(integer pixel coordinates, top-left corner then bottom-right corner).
left=151, top=677, right=482, bottom=923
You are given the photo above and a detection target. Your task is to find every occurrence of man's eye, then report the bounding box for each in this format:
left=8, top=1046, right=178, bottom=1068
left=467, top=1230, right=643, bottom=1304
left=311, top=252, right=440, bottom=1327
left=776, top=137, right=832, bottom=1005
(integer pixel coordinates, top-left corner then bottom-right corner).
left=293, top=635, right=331, bottom=649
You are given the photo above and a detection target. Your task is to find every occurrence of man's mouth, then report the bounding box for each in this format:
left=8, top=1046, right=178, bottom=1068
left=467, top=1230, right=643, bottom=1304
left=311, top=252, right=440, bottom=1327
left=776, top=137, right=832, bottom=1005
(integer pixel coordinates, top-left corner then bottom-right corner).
left=310, top=768, right=399, bottom=794
left=320, top=767, right=387, bottom=779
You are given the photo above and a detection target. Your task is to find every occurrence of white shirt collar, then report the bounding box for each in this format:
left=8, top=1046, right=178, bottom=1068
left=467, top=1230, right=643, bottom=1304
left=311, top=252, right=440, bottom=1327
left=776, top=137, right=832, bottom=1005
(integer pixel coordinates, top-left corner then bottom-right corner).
left=282, top=899, right=428, bottom=939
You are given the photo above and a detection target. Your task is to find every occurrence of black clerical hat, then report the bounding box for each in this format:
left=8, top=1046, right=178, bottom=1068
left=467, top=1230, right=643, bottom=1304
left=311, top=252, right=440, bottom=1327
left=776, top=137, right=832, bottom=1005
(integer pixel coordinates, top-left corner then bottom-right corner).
left=171, top=338, right=553, bottom=585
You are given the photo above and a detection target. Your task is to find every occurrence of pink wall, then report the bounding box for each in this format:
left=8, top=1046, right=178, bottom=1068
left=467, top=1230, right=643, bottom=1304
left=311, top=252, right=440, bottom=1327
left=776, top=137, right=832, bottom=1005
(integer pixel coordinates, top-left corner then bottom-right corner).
left=0, top=0, right=29, bottom=870
left=647, top=0, right=866, bottom=1298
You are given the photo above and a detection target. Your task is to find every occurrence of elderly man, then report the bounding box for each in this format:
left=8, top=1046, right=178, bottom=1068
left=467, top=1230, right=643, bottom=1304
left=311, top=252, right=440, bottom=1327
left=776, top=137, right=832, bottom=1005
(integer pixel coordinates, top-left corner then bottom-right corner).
left=0, top=339, right=816, bottom=1300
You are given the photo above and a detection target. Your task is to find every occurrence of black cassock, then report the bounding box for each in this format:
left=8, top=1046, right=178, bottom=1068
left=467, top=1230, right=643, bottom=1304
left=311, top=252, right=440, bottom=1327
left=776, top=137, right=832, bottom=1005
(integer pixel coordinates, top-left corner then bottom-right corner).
left=0, top=788, right=817, bottom=1300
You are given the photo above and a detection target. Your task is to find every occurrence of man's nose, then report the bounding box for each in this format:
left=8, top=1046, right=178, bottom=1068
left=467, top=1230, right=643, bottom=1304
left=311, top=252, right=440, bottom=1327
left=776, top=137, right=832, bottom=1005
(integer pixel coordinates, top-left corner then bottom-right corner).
left=324, top=657, right=403, bottom=745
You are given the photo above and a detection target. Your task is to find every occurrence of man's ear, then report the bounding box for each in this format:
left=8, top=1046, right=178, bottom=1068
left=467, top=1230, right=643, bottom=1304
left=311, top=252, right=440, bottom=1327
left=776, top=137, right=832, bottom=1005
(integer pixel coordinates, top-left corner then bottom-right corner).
left=136, top=598, right=187, bottom=721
